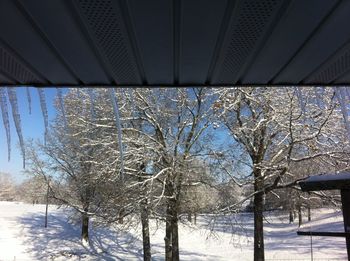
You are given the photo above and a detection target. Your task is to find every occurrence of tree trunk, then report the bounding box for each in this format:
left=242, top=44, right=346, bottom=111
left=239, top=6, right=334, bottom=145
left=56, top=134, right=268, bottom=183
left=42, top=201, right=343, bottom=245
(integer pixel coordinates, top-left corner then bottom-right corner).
left=187, top=212, right=192, bottom=223
left=289, top=210, right=294, bottom=224
left=171, top=208, right=180, bottom=261
left=165, top=194, right=180, bottom=261
left=141, top=199, right=151, bottom=261
left=81, top=212, right=89, bottom=243
left=253, top=167, right=265, bottom=261
left=307, top=205, right=311, bottom=222
left=118, top=209, right=124, bottom=224
left=194, top=213, right=197, bottom=225
left=164, top=169, right=182, bottom=261
left=298, top=206, right=302, bottom=227
left=44, top=181, right=49, bottom=228
left=254, top=190, right=265, bottom=261
left=139, top=162, right=152, bottom=261
left=165, top=204, right=172, bottom=261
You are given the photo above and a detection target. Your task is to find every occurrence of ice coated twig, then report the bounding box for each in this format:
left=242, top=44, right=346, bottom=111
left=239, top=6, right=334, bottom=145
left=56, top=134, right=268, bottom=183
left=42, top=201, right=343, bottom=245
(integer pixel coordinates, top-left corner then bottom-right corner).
left=108, top=88, right=125, bottom=182
left=0, top=88, right=11, bottom=161
left=7, top=87, right=25, bottom=168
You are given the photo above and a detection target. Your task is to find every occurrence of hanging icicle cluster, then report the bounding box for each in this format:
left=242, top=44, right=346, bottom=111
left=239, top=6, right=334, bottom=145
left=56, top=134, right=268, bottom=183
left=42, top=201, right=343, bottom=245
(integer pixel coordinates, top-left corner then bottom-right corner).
left=0, top=87, right=127, bottom=179
left=0, top=87, right=51, bottom=166
left=7, top=88, right=26, bottom=168
left=2, top=86, right=350, bottom=174
left=0, top=88, right=11, bottom=161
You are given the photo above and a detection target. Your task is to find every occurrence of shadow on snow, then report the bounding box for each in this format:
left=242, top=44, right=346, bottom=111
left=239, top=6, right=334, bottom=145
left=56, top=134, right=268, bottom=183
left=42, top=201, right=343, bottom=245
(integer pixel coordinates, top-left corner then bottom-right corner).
left=17, top=210, right=221, bottom=260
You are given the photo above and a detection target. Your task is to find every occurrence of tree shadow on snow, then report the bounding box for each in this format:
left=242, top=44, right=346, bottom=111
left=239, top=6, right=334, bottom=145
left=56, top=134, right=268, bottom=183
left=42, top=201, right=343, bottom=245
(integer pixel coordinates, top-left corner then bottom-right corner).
left=17, top=211, right=144, bottom=260
left=192, top=211, right=347, bottom=259
left=263, top=211, right=347, bottom=257
left=198, top=213, right=255, bottom=238
left=17, top=211, right=219, bottom=261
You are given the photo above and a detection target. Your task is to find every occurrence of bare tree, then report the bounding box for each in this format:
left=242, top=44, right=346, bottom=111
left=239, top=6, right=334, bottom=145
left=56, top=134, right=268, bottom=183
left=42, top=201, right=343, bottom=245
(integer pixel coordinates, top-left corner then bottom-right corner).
left=215, top=87, right=349, bottom=261
left=128, top=88, right=215, bottom=261
left=24, top=142, right=53, bottom=227
left=25, top=89, right=125, bottom=245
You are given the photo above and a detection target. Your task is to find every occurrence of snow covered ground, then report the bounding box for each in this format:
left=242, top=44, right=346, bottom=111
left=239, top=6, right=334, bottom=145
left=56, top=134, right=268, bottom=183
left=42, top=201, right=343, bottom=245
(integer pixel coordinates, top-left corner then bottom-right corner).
left=0, top=201, right=347, bottom=260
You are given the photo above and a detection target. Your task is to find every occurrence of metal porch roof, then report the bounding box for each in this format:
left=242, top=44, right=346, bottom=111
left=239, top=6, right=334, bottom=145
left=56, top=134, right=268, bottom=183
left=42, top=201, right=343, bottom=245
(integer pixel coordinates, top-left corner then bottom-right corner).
left=299, top=173, right=350, bottom=191
left=0, top=0, right=350, bottom=87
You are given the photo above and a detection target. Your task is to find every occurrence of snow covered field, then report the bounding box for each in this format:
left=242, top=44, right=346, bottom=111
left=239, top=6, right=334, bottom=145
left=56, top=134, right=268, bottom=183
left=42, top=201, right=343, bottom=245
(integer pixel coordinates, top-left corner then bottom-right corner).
left=0, top=201, right=347, bottom=261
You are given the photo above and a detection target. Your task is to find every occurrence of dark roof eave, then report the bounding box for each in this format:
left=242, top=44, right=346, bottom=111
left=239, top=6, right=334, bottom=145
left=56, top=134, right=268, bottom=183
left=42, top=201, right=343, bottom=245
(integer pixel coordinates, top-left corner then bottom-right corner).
left=299, top=173, right=350, bottom=192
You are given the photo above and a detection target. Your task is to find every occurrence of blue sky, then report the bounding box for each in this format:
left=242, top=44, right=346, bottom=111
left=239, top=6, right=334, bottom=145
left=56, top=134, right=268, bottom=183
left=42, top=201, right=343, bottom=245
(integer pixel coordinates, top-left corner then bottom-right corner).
left=0, top=87, right=57, bottom=183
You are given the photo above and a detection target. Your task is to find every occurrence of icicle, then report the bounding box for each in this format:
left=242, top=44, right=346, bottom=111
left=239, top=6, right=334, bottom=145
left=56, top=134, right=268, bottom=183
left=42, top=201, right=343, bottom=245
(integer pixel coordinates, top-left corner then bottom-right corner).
left=87, top=88, right=95, bottom=120
left=26, top=87, right=32, bottom=114
left=120, top=88, right=126, bottom=100
left=314, top=87, right=324, bottom=109
left=127, top=88, right=136, bottom=115
left=7, top=88, right=25, bottom=168
left=37, top=88, right=49, bottom=144
left=76, top=88, right=81, bottom=99
left=334, top=87, right=350, bottom=140
left=152, top=88, right=160, bottom=112
left=56, top=88, right=68, bottom=130
left=294, top=87, right=305, bottom=112
left=339, top=86, right=350, bottom=104
left=340, top=87, right=349, bottom=105
left=108, top=88, right=125, bottom=182
left=345, top=86, right=350, bottom=101
left=0, top=88, right=11, bottom=161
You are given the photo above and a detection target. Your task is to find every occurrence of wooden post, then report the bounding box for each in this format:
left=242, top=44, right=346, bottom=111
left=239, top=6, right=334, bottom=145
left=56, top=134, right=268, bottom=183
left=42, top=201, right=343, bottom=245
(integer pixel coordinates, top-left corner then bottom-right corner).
left=341, top=189, right=350, bottom=261
left=44, top=180, right=49, bottom=228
